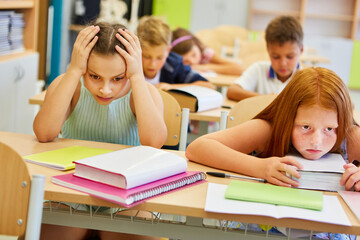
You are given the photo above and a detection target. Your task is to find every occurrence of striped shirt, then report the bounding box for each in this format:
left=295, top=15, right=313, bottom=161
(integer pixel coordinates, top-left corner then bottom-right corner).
left=62, top=83, right=140, bottom=146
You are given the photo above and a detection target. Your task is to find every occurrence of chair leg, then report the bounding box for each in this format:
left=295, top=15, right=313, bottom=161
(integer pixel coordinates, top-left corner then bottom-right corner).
left=25, top=175, right=45, bottom=240
left=179, top=108, right=190, bottom=151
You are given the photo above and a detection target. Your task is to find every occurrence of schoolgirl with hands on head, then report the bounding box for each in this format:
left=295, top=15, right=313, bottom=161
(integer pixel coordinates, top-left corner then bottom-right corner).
left=33, top=22, right=167, bottom=148
left=186, top=67, right=360, bottom=191
left=36, top=22, right=166, bottom=240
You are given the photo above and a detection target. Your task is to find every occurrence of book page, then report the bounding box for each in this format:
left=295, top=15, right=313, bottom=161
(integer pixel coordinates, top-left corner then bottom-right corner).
left=288, top=153, right=345, bottom=173
left=205, top=183, right=279, bottom=218
left=295, top=171, right=345, bottom=192
left=205, top=183, right=350, bottom=226
left=171, top=86, right=223, bottom=112
left=277, top=195, right=350, bottom=226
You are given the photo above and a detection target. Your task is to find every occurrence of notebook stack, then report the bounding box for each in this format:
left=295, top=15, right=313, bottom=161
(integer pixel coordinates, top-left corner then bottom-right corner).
left=51, top=146, right=205, bottom=207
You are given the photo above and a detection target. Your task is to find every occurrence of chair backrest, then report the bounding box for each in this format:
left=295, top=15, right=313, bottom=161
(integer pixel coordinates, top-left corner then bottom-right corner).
left=0, top=142, right=45, bottom=240
left=158, top=90, right=189, bottom=151
left=227, top=95, right=277, bottom=128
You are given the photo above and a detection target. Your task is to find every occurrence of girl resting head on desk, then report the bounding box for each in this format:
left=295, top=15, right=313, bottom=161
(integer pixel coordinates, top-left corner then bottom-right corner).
left=186, top=67, right=360, bottom=191
left=171, top=27, right=243, bottom=76
left=33, top=22, right=167, bottom=148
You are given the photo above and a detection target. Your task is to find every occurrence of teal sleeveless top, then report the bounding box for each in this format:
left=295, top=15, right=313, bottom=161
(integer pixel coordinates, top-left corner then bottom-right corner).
left=62, top=83, right=140, bottom=146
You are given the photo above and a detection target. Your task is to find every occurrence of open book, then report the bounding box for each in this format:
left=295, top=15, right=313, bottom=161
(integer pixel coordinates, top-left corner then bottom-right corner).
left=74, top=146, right=187, bottom=189
left=205, top=183, right=350, bottom=226
left=167, top=85, right=223, bottom=112
left=24, top=146, right=113, bottom=170
left=52, top=171, right=205, bottom=208
left=289, top=153, right=346, bottom=192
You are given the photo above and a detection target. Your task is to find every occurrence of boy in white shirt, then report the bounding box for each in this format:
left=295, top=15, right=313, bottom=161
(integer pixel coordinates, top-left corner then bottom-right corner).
left=227, top=15, right=303, bottom=101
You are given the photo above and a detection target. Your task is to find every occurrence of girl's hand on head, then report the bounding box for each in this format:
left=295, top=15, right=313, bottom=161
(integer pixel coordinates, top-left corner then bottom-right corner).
left=340, top=162, right=360, bottom=191
left=262, top=156, right=303, bottom=188
left=68, top=25, right=99, bottom=76
left=115, top=29, right=143, bottom=80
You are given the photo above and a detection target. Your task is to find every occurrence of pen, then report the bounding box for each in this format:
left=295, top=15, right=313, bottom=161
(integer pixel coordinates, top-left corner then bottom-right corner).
left=221, top=105, right=232, bottom=109
left=206, top=171, right=267, bottom=183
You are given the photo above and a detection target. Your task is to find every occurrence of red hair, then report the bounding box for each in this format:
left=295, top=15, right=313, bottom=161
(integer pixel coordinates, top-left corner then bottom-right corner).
left=255, top=67, right=354, bottom=157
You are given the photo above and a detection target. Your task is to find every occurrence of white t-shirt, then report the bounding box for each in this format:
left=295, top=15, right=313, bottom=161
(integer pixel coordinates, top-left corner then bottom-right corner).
left=233, top=61, right=299, bottom=94
left=145, top=71, right=160, bottom=85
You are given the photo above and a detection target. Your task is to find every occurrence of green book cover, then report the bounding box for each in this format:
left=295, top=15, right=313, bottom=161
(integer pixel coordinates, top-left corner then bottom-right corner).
left=225, top=180, right=323, bottom=211
left=24, top=146, right=113, bottom=170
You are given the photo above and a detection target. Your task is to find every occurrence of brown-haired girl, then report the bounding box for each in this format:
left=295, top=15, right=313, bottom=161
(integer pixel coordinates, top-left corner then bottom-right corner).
left=36, top=22, right=165, bottom=240
left=34, top=22, right=167, bottom=147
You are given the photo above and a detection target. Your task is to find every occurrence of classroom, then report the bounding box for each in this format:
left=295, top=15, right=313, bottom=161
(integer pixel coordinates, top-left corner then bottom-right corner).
left=1, top=0, right=360, bottom=240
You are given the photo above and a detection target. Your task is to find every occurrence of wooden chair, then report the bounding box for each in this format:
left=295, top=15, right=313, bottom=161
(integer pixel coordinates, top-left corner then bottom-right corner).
left=220, top=95, right=277, bottom=129
left=158, top=90, right=189, bottom=151
left=0, top=142, right=45, bottom=240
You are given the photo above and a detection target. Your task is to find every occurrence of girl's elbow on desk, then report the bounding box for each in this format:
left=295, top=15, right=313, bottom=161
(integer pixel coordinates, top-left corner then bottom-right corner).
left=34, top=131, right=57, bottom=143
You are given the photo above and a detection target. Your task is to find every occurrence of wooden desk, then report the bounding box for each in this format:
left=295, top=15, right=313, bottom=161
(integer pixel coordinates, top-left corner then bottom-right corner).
left=1, top=131, right=359, bottom=239
left=189, top=98, right=236, bottom=122
left=205, top=74, right=238, bottom=88
left=29, top=90, right=46, bottom=106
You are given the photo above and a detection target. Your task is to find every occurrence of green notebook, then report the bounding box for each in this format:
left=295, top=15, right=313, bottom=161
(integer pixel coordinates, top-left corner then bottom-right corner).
left=225, top=180, right=323, bottom=211
left=24, top=146, right=113, bottom=170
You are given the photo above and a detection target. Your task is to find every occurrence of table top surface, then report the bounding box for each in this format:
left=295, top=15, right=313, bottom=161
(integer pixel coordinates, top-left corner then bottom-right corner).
left=205, top=73, right=238, bottom=87
left=1, top=131, right=359, bottom=234
left=189, top=98, right=237, bottom=122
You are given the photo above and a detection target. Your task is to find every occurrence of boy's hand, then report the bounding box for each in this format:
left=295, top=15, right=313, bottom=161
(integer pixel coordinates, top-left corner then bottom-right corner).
left=340, top=162, right=360, bottom=191
left=115, top=29, right=143, bottom=81
left=68, top=25, right=99, bottom=76
left=262, top=156, right=303, bottom=188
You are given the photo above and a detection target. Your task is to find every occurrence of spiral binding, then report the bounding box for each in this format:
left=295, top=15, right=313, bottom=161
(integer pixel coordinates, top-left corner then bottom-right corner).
left=129, top=172, right=206, bottom=203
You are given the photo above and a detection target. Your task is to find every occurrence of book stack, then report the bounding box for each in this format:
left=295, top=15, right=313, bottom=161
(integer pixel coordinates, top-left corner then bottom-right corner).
left=0, top=10, right=25, bottom=56
left=289, top=153, right=346, bottom=192
left=0, top=11, right=12, bottom=56
left=52, top=146, right=205, bottom=207
left=9, top=12, right=25, bottom=53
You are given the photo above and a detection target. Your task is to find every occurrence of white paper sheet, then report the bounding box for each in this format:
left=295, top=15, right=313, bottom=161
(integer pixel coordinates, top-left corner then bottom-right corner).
left=205, top=183, right=351, bottom=226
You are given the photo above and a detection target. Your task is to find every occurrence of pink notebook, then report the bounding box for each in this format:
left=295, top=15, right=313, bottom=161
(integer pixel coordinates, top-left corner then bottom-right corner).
left=52, top=171, right=205, bottom=208
left=339, top=191, right=360, bottom=221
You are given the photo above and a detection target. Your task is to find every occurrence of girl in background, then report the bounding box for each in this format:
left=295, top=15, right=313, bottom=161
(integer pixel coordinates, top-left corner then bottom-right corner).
left=171, top=27, right=243, bottom=76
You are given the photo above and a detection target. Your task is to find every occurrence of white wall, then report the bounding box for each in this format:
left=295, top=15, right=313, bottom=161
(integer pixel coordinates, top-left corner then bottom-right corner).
left=303, top=36, right=353, bottom=85
left=190, top=0, right=250, bottom=32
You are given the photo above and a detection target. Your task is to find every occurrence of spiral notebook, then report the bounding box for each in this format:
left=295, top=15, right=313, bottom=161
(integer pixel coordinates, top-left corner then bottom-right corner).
left=51, top=171, right=206, bottom=208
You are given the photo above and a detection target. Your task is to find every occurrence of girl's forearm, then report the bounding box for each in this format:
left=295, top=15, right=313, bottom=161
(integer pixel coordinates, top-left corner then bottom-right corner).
left=33, top=70, right=82, bottom=142
left=185, top=137, right=264, bottom=178
left=130, top=75, right=167, bottom=148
